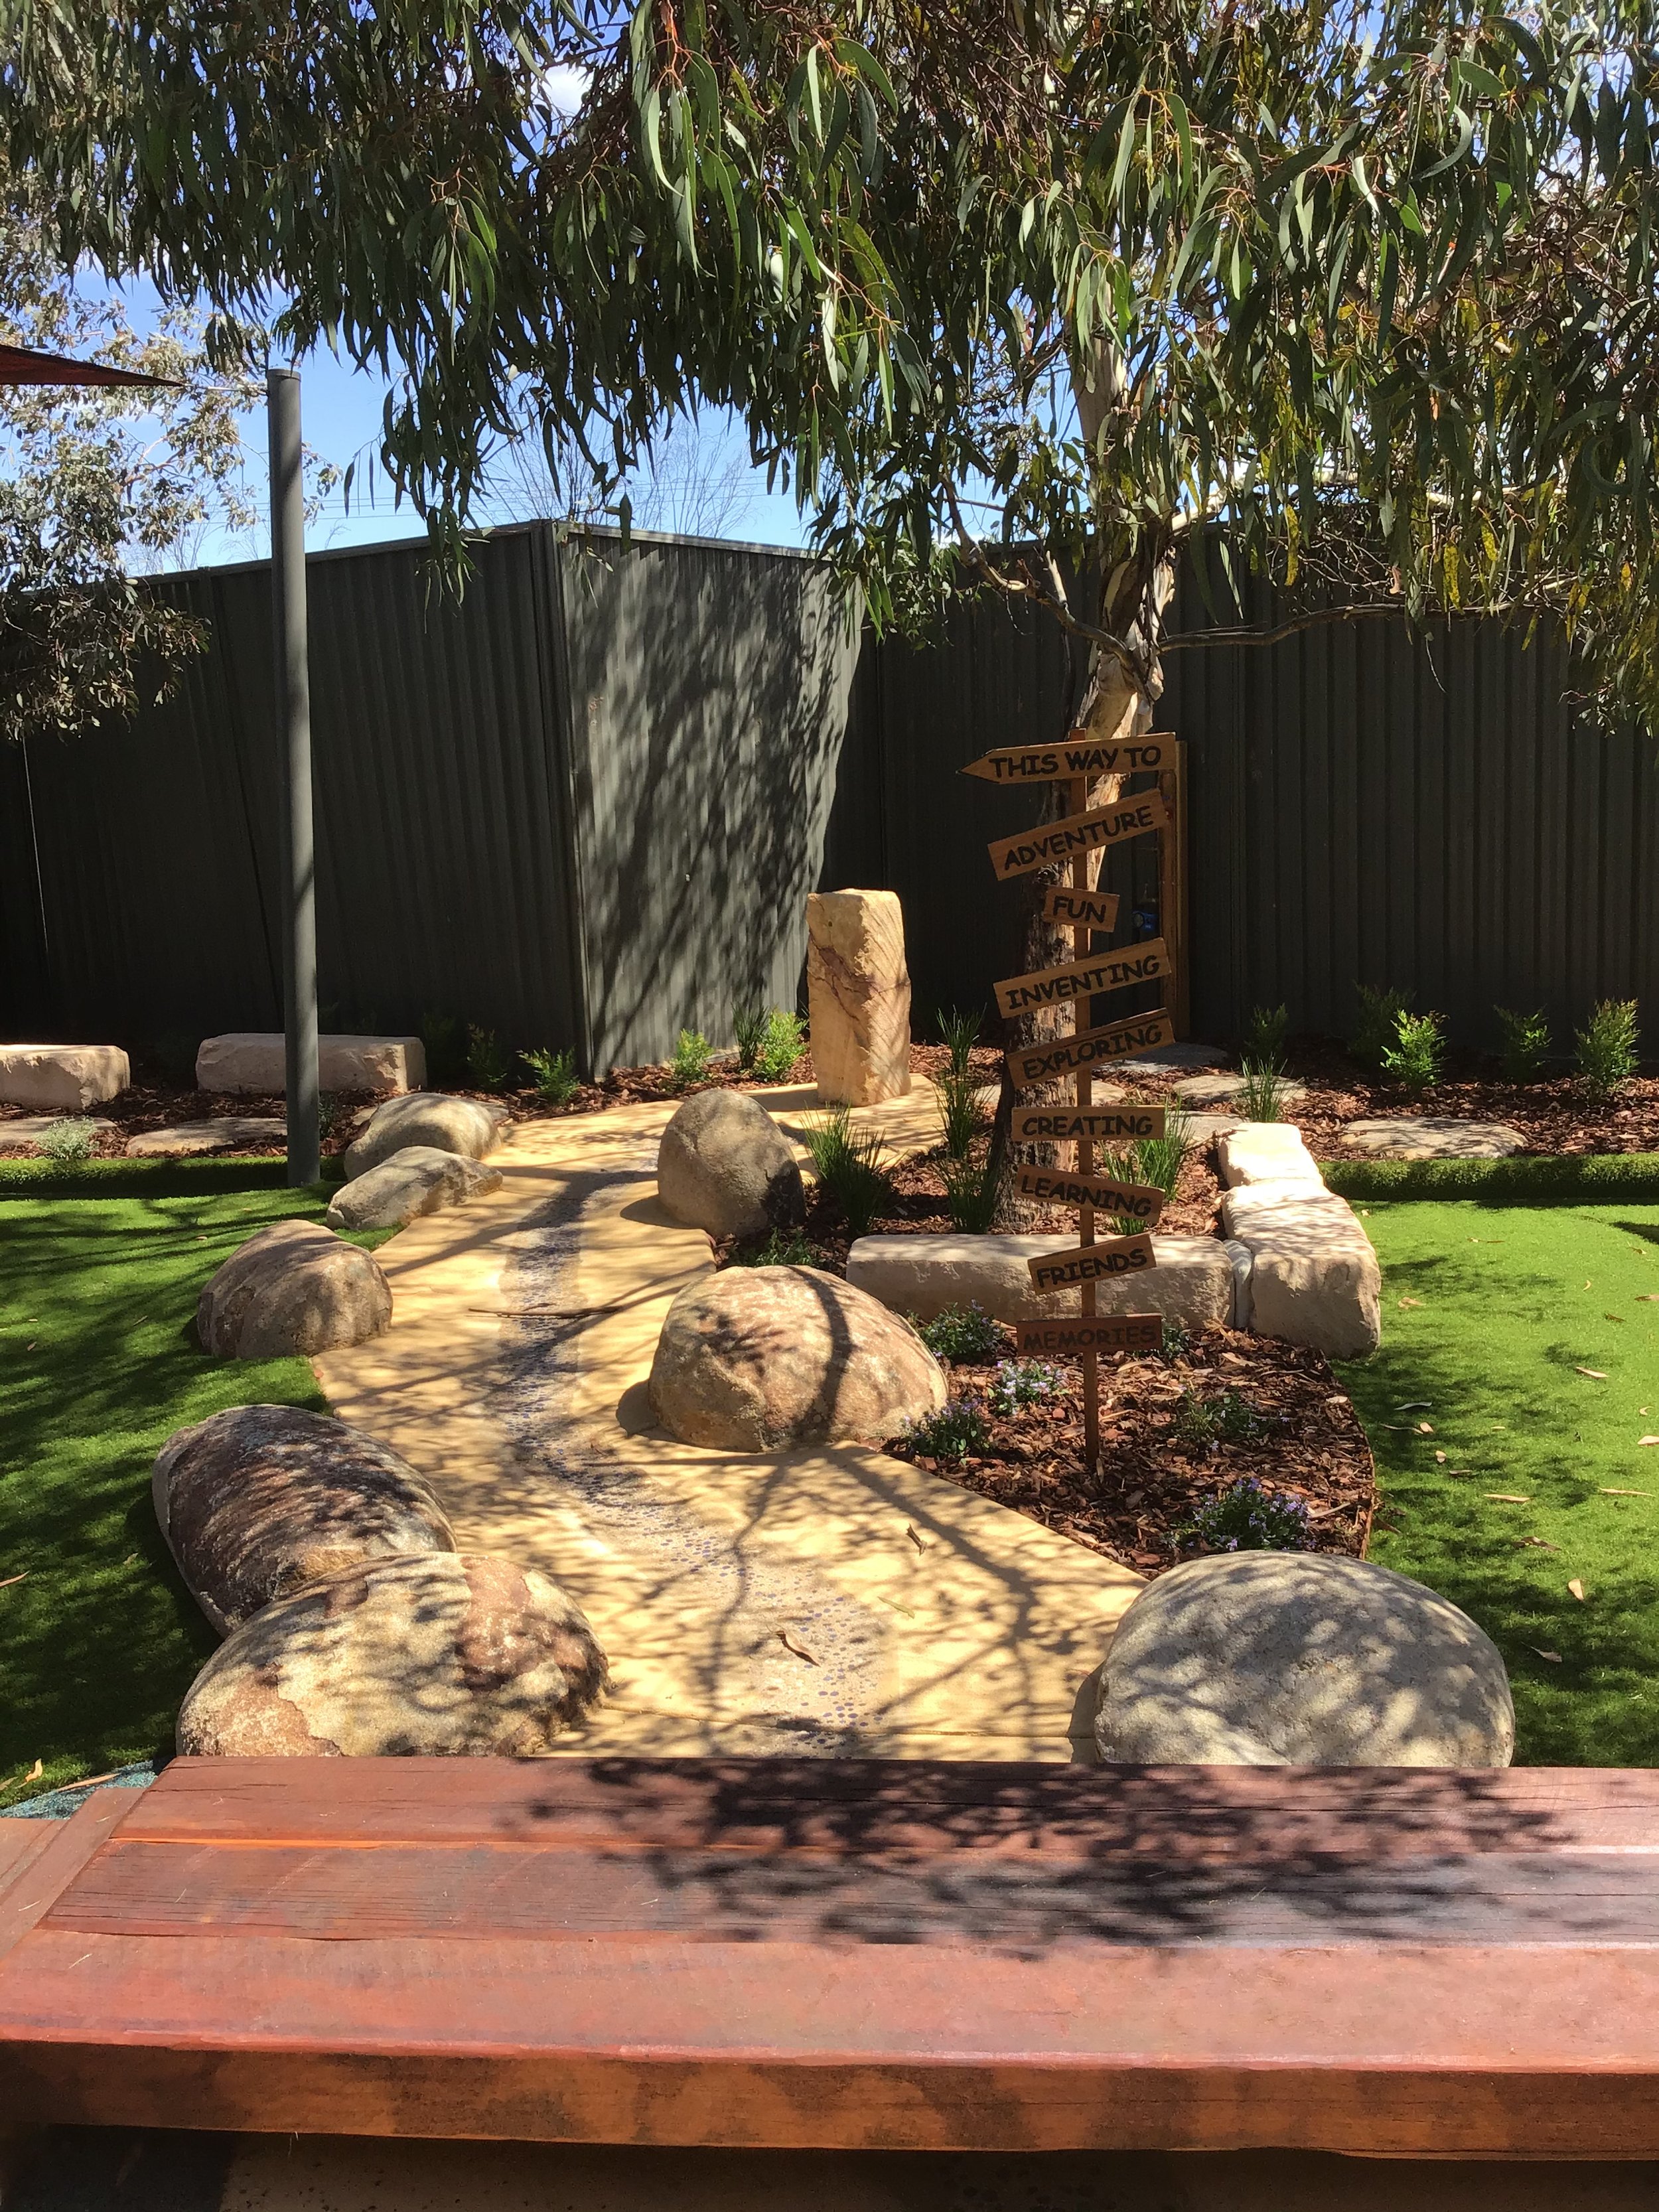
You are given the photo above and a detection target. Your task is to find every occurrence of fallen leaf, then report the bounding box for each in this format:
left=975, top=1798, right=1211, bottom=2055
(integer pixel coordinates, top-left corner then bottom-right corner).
left=1585, top=1280, right=1593, bottom=1290
left=904, top=1524, right=930, bottom=1552
left=1638, top=1295, right=1659, bottom=1303
left=1575, top=1367, right=1608, bottom=1380
left=1607, top=1312, right=1627, bottom=1323
left=1398, top=1296, right=1423, bottom=1309
left=23, top=1342, right=35, bottom=1353
left=1435, top=1450, right=1447, bottom=1464
left=1531, top=1649, right=1564, bottom=1664
left=0, top=1572, right=27, bottom=1589
left=1602, top=1487, right=1649, bottom=1495
left=1325, top=1394, right=1350, bottom=1408
left=1486, top=1493, right=1532, bottom=1503
left=1417, top=1421, right=1435, bottom=1434
left=1518, top=1537, right=1559, bottom=1550
left=1569, top=1578, right=1587, bottom=1601
left=22, top=1759, right=42, bottom=1782
left=1640, top=1438, right=1659, bottom=1447
left=1397, top=1400, right=1431, bottom=1412
left=778, top=1629, right=818, bottom=1665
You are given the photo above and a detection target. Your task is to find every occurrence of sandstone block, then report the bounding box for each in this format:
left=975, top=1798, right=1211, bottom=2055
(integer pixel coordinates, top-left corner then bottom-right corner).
left=153, top=1404, right=456, bottom=1635
left=197, top=1219, right=393, bottom=1359
left=0, top=1045, right=129, bottom=1110
left=1343, top=1116, right=1528, bottom=1159
left=846, top=1230, right=1232, bottom=1331
left=1095, top=1552, right=1514, bottom=1767
left=344, top=1092, right=506, bottom=1179
left=658, top=1089, right=806, bottom=1240
left=176, top=1552, right=608, bottom=1757
left=0, top=1115, right=115, bottom=1154
left=1114, top=1042, right=1230, bottom=1078
left=196, top=1033, right=427, bottom=1096
left=1217, top=1123, right=1325, bottom=1189
left=125, top=1116, right=284, bottom=1157
left=1171, top=1071, right=1307, bottom=1108
left=806, top=889, right=912, bottom=1106
left=650, top=1264, right=946, bottom=1450
left=326, top=1145, right=504, bottom=1232
left=1220, top=1187, right=1381, bottom=1359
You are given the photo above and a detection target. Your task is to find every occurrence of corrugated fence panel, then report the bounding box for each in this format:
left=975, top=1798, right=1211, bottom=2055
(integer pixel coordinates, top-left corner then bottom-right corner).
left=557, top=532, right=860, bottom=1070
left=837, top=581, right=1659, bottom=1051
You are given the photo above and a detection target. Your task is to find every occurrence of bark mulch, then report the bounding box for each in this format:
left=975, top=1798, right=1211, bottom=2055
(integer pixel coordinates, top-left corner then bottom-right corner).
left=883, top=1320, right=1376, bottom=1578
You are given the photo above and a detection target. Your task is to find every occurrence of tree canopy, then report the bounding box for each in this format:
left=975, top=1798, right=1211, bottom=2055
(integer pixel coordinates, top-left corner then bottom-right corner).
left=7, top=0, right=1658, bottom=721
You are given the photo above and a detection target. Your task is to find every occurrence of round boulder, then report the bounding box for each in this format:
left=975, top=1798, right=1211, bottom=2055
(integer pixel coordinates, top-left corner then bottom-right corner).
left=326, top=1145, right=504, bottom=1232
left=197, top=1219, right=393, bottom=1359
left=344, top=1092, right=505, bottom=1181
left=1095, top=1552, right=1514, bottom=1767
left=649, top=1264, right=946, bottom=1450
left=176, top=1551, right=609, bottom=1757
left=153, top=1404, right=456, bottom=1635
left=657, top=1089, right=806, bottom=1240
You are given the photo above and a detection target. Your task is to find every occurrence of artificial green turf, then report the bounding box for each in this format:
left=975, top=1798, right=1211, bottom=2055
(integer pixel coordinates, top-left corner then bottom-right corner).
left=0, top=1169, right=364, bottom=1806
left=1336, top=1197, right=1659, bottom=1766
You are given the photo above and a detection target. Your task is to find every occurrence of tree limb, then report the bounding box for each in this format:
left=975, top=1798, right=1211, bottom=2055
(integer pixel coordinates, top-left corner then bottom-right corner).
left=942, top=477, right=1143, bottom=680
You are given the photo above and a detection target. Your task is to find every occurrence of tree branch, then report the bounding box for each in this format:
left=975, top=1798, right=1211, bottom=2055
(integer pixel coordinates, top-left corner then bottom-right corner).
left=1159, top=599, right=1471, bottom=652
left=942, top=477, right=1143, bottom=680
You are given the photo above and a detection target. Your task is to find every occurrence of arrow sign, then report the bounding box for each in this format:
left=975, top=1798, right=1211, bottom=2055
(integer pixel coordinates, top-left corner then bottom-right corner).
left=1012, top=1106, right=1167, bottom=1146
left=987, top=790, right=1171, bottom=882
left=1015, top=1166, right=1165, bottom=1222
left=1028, top=1232, right=1157, bottom=1291
left=1007, top=1010, right=1172, bottom=1089
left=962, top=737, right=1168, bottom=784
left=995, top=938, right=1171, bottom=1020
left=1019, top=1314, right=1163, bottom=1357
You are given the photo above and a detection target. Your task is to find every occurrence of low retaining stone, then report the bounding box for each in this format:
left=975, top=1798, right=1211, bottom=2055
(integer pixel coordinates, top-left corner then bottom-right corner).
left=1217, top=1123, right=1325, bottom=1189
left=1113, top=1041, right=1230, bottom=1076
left=1171, top=1072, right=1307, bottom=1108
left=846, top=1231, right=1233, bottom=1331
left=0, top=1115, right=116, bottom=1154
left=326, top=1145, right=504, bottom=1232
left=196, top=1033, right=426, bottom=1096
left=0, top=1045, right=129, bottom=1110
left=1220, top=1183, right=1381, bottom=1359
left=1344, top=1115, right=1528, bottom=1159
left=125, top=1117, right=284, bottom=1157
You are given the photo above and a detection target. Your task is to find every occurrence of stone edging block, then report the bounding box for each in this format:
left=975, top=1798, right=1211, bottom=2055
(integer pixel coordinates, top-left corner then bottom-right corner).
left=0, top=1044, right=129, bottom=1110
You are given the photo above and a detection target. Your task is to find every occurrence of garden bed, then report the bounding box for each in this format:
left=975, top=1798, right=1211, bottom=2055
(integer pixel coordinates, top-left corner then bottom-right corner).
left=883, top=1316, right=1375, bottom=1578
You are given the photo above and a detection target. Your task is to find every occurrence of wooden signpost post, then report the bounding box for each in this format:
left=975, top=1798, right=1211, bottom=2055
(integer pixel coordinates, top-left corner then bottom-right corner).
left=970, top=733, right=1180, bottom=1475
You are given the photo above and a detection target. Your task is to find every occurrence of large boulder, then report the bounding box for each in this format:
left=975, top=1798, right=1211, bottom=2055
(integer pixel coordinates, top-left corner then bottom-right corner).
left=344, top=1092, right=506, bottom=1181
left=196, top=1033, right=425, bottom=1096
left=153, top=1404, right=456, bottom=1635
left=806, top=889, right=912, bottom=1106
left=0, top=1044, right=128, bottom=1110
left=197, top=1219, right=393, bottom=1359
left=649, top=1264, right=946, bottom=1450
left=657, top=1090, right=806, bottom=1240
left=1096, top=1552, right=1514, bottom=1767
left=176, top=1552, right=608, bottom=1757
left=326, top=1145, right=504, bottom=1232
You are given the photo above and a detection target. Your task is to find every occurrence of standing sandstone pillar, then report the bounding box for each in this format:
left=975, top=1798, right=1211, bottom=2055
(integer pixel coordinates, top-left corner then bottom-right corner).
left=806, top=889, right=912, bottom=1106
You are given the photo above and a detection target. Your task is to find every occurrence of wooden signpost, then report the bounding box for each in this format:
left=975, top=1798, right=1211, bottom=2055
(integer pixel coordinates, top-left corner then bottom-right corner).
left=1041, top=886, right=1119, bottom=932
left=1012, top=1106, right=1165, bottom=1145
left=993, top=938, right=1171, bottom=1019
left=1019, top=1314, right=1163, bottom=1357
left=1006, top=1009, right=1171, bottom=1089
left=987, top=790, right=1171, bottom=883
left=966, top=719, right=1180, bottom=1473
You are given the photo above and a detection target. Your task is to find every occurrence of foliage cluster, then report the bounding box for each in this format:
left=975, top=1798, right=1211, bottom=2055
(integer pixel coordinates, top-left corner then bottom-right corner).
left=914, top=1301, right=1001, bottom=1364
left=1182, top=1475, right=1312, bottom=1554
left=803, top=1106, right=890, bottom=1236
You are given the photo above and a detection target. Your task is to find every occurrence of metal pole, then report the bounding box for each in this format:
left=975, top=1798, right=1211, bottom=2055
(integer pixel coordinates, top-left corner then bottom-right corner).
left=267, top=366, right=319, bottom=1185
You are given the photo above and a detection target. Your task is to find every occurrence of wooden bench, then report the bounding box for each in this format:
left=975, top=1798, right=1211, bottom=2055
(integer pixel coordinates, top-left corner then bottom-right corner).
left=1, top=1755, right=1656, bottom=2156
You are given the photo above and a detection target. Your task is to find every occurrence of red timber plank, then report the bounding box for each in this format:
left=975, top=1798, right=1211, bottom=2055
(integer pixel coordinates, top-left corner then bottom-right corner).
left=0, top=1822, right=56, bottom=1897
left=0, top=1791, right=141, bottom=1968
left=0, top=1758, right=1658, bottom=2156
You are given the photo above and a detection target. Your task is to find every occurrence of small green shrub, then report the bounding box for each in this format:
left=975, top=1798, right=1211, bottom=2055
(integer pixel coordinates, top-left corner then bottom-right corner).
left=670, top=1028, right=713, bottom=1090
left=316, top=1092, right=340, bottom=1143
left=1181, top=1475, right=1311, bottom=1552
left=729, top=1226, right=814, bottom=1267
left=733, top=1001, right=767, bottom=1073
left=932, top=1065, right=983, bottom=1159
left=1171, top=1387, right=1270, bottom=1447
left=1380, top=1008, right=1445, bottom=1094
left=466, top=1023, right=511, bottom=1090
left=1349, top=983, right=1413, bottom=1072
left=1131, top=1108, right=1192, bottom=1196
left=940, top=1145, right=1003, bottom=1230
left=987, top=1359, right=1064, bottom=1416
left=420, top=1012, right=468, bottom=1086
left=751, top=1008, right=806, bottom=1082
left=803, top=1107, right=891, bottom=1236
left=39, top=1118, right=97, bottom=1167
left=916, top=1301, right=1002, bottom=1364
left=935, top=1006, right=981, bottom=1076
left=1237, top=1063, right=1289, bottom=1122
left=1575, top=998, right=1640, bottom=1100
left=1494, top=1006, right=1552, bottom=1084
left=521, top=1046, right=581, bottom=1104
left=901, top=1399, right=991, bottom=1463
left=1241, top=1003, right=1288, bottom=1069
left=1160, top=1314, right=1191, bottom=1363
